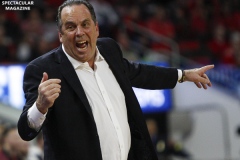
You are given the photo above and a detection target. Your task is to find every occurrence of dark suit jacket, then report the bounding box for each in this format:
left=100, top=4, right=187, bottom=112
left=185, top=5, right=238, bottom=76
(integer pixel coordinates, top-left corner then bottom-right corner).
left=18, top=38, right=178, bottom=160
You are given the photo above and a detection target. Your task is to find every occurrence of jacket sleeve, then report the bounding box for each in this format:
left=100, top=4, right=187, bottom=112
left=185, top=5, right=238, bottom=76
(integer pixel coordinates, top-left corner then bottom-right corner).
left=18, top=63, right=44, bottom=141
left=123, top=59, right=178, bottom=89
left=105, top=37, right=178, bottom=90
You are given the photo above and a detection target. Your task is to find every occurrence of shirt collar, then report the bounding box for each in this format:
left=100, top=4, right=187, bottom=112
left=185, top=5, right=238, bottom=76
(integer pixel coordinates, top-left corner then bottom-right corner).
left=62, top=44, right=104, bottom=69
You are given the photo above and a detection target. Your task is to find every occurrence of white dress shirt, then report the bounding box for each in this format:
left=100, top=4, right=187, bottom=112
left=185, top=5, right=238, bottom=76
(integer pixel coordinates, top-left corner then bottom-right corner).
left=28, top=45, right=131, bottom=160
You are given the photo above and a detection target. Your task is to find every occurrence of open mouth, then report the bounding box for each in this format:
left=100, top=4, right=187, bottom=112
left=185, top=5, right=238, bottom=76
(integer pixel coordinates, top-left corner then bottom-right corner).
left=76, top=41, right=88, bottom=50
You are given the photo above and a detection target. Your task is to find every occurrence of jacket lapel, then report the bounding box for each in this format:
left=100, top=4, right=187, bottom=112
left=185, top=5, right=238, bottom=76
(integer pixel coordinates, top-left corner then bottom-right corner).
left=54, top=47, right=94, bottom=120
left=97, top=44, right=121, bottom=80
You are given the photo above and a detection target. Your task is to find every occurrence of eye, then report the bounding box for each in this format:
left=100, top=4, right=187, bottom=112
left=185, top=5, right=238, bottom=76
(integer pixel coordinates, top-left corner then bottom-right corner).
left=67, top=25, right=74, bottom=29
left=82, top=21, right=90, bottom=28
left=65, top=23, right=76, bottom=31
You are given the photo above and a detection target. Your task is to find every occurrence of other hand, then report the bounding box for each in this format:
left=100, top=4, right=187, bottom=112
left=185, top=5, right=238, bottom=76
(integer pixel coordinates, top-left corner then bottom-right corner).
left=184, top=65, right=214, bottom=89
left=36, top=72, right=61, bottom=114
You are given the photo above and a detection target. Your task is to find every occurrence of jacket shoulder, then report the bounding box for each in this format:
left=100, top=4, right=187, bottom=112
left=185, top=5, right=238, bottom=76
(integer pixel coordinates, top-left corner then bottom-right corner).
left=97, top=37, right=119, bottom=47
left=28, top=46, right=61, bottom=66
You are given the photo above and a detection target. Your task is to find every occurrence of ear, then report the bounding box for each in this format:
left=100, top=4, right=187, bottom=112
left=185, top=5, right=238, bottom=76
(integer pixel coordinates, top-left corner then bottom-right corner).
left=95, top=22, right=99, bottom=37
left=58, top=31, right=63, bottom=43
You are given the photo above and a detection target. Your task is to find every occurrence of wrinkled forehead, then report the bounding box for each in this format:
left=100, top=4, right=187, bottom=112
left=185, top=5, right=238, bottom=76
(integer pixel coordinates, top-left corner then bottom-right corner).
left=61, top=4, right=91, bottom=21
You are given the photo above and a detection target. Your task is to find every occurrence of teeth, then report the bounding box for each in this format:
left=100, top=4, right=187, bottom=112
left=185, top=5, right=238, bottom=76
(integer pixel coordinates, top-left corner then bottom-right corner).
left=76, top=40, right=87, bottom=49
left=77, top=41, right=86, bottom=44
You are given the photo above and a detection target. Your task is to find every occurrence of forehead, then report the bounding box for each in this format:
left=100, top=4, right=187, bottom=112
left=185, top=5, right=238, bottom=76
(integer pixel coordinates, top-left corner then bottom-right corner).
left=61, top=4, right=91, bottom=22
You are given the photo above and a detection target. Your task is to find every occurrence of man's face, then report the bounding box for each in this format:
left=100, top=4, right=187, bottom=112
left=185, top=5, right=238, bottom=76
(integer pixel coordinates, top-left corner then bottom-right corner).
left=3, top=128, right=29, bottom=158
left=59, top=4, right=99, bottom=63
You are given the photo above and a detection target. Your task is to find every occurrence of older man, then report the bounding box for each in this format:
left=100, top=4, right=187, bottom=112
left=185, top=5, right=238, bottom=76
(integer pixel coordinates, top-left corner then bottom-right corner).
left=18, top=0, right=214, bottom=160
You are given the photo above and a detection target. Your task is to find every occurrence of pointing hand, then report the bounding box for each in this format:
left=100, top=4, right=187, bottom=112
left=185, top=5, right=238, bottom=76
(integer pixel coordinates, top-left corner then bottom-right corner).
left=184, top=65, right=214, bottom=89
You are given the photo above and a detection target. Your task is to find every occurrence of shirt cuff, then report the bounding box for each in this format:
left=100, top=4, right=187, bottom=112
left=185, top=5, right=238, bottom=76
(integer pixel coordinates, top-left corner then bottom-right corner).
left=177, top=69, right=183, bottom=81
left=27, top=102, right=47, bottom=131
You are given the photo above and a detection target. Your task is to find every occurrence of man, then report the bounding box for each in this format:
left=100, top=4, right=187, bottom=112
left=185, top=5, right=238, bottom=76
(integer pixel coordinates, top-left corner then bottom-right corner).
left=17, top=0, right=214, bottom=160
left=0, top=126, right=29, bottom=160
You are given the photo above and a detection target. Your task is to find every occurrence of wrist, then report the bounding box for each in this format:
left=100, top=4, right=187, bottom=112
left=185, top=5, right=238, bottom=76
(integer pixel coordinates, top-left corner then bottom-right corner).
left=36, top=101, right=48, bottom=114
left=178, top=70, right=185, bottom=83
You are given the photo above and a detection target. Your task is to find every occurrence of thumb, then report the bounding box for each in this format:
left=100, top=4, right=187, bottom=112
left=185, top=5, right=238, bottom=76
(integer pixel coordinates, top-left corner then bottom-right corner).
left=40, top=72, right=48, bottom=83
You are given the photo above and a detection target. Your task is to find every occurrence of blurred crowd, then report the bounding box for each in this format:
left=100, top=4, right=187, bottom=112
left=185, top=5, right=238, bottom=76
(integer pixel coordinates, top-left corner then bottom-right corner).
left=0, top=0, right=240, bottom=67
left=0, top=121, right=43, bottom=160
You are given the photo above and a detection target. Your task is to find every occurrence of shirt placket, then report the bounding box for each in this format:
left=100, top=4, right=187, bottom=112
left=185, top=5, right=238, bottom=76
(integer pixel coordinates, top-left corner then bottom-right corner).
left=94, top=70, right=125, bottom=160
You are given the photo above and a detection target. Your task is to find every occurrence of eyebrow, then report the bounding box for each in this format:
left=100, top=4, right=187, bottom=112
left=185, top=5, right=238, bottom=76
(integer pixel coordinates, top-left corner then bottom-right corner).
left=64, top=21, right=75, bottom=25
left=64, top=18, right=92, bottom=25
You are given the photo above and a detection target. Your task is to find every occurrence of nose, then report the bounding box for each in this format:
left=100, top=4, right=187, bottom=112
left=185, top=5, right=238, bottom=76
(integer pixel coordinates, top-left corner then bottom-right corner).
left=76, top=26, right=84, bottom=37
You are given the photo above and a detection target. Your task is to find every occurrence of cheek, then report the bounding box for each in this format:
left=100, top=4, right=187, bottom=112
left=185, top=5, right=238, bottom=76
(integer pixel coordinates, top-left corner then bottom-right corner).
left=91, top=32, right=99, bottom=44
left=62, top=35, right=75, bottom=45
left=62, top=31, right=75, bottom=40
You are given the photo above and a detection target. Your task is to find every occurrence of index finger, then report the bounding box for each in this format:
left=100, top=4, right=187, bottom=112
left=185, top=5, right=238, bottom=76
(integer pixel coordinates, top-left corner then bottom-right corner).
left=41, top=79, right=61, bottom=86
left=200, top=65, right=214, bottom=73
